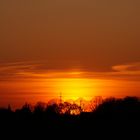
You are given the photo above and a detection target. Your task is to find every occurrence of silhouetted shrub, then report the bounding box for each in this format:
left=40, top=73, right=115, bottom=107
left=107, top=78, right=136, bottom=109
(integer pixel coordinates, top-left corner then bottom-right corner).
left=94, top=97, right=140, bottom=119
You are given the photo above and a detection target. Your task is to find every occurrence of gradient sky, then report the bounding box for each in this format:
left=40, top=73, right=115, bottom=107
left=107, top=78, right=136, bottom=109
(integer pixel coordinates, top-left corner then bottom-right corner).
left=0, top=0, right=140, bottom=108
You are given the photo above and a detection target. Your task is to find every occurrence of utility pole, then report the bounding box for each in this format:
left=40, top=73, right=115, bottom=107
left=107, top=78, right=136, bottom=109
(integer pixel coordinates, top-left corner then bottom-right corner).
left=60, top=92, right=62, bottom=104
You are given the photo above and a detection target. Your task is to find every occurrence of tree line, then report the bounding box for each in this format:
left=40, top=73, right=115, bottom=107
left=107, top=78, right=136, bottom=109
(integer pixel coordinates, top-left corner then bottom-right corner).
left=0, top=96, right=140, bottom=139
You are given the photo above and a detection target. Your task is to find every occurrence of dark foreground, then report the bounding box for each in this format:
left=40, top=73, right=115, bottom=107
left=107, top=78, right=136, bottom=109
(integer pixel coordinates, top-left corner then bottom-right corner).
left=0, top=97, right=140, bottom=139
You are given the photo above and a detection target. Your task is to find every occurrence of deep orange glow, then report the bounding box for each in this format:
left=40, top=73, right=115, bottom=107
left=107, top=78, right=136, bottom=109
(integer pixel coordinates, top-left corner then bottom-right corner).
left=0, top=70, right=140, bottom=109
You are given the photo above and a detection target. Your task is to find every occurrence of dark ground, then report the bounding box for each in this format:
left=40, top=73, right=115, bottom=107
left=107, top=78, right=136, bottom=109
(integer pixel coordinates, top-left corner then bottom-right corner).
left=0, top=96, right=140, bottom=139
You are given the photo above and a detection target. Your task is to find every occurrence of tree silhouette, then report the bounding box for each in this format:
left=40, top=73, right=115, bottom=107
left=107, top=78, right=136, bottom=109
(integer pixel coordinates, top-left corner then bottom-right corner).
left=0, top=96, right=140, bottom=139
left=45, top=103, right=60, bottom=115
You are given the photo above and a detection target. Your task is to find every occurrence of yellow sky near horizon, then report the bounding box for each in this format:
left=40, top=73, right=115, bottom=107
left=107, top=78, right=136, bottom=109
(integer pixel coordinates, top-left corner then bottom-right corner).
left=0, top=67, right=140, bottom=109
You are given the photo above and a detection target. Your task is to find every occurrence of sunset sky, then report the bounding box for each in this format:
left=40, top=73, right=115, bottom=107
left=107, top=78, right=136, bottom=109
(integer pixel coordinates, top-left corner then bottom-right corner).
left=0, top=0, right=140, bottom=108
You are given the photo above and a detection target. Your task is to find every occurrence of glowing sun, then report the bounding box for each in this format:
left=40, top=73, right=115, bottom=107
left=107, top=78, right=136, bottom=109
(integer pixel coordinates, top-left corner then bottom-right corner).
left=55, top=78, right=93, bottom=100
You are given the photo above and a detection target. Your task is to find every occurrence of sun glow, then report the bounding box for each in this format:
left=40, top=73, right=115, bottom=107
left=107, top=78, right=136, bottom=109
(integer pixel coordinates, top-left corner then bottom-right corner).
left=54, top=78, right=94, bottom=100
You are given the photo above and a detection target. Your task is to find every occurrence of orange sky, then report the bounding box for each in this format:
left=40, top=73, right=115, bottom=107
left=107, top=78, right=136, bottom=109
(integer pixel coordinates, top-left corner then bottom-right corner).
left=0, top=65, right=140, bottom=109
left=0, top=0, right=140, bottom=108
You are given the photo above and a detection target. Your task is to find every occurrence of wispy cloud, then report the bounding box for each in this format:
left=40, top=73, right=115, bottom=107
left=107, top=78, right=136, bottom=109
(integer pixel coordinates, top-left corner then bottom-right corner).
left=112, top=62, right=140, bottom=72
left=0, top=61, right=84, bottom=80
left=81, top=62, right=140, bottom=81
left=0, top=61, right=140, bottom=81
left=0, top=61, right=41, bottom=81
